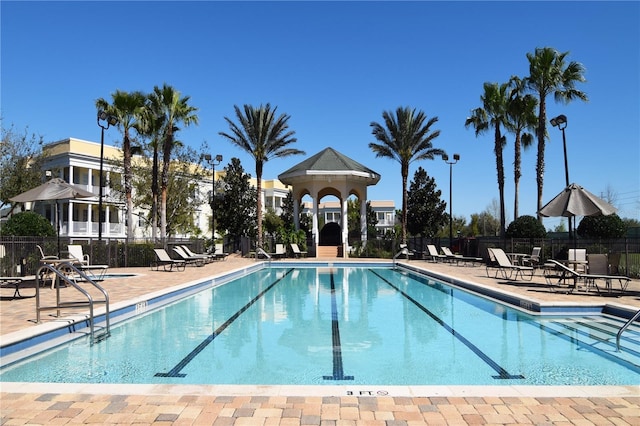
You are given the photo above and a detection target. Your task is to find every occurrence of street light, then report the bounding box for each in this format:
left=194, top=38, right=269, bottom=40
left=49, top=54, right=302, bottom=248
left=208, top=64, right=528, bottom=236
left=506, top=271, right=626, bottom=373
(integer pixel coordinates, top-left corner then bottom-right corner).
left=202, top=153, right=223, bottom=241
left=550, top=114, right=570, bottom=236
left=442, top=153, right=460, bottom=250
left=96, top=110, right=118, bottom=241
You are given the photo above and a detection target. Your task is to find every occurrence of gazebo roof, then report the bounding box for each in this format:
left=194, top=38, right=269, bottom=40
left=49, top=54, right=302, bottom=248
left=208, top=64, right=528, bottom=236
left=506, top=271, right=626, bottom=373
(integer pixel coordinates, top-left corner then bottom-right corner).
left=278, top=147, right=380, bottom=184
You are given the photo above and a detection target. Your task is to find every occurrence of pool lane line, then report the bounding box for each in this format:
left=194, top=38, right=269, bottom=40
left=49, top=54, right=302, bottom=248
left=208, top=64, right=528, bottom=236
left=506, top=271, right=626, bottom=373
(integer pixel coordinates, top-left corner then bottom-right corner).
left=370, top=269, right=524, bottom=380
left=155, top=268, right=294, bottom=378
left=323, top=269, right=354, bottom=381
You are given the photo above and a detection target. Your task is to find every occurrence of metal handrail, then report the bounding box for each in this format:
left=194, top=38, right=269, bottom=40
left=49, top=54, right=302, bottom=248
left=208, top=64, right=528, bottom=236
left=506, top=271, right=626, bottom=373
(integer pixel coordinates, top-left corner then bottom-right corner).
left=616, top=308, right=640, bottom=351
left=393, top=245, right=410, bottom=268
left=36, top=261, right=110, bottom=344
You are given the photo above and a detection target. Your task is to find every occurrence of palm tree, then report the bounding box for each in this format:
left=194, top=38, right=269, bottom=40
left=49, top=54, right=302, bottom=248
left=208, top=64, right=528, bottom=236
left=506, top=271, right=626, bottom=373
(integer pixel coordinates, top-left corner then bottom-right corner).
left=95, top=90, right=146, bottom=241
left=525, top=47, right=587, bottom=222
left=369, top=106, right=443, bottom=244
left=219, top=103, right=304, bottom=251
left=506, top=76, right=537, bottom=220
left=147, top=84, right=198, bottom=242
left=465, top=82, right=510, bottom=237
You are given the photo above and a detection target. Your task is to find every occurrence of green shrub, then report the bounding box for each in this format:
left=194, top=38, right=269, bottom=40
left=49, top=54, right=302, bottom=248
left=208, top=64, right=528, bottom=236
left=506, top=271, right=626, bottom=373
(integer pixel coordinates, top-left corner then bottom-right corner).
left=506, top=215, right=546, bottom=239
left=0, top=211, right=55, bottom=236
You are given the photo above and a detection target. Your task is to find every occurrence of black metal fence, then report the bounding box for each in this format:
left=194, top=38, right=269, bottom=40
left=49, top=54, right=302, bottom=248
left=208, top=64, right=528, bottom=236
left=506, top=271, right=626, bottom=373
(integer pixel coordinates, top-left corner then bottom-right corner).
left=0, top=236, right=210, bottom=276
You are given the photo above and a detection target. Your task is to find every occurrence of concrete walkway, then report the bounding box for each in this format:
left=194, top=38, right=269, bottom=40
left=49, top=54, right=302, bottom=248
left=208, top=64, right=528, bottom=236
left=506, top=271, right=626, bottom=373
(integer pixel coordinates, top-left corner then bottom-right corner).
left=1, top=255, right=639, bottom=425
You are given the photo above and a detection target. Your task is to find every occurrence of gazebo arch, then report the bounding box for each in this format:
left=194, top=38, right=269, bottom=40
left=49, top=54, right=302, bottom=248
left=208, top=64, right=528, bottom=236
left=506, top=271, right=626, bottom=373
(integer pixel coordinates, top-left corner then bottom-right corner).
left=278, top=147, right=380, bottom=257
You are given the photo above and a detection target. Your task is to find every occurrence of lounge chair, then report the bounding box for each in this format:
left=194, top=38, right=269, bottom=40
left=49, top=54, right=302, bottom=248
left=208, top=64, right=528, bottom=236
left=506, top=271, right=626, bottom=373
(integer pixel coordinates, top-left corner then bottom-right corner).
left=486, top=248, right=534, bottom=281
left=544, top=259, right=631, bottom=294
left=271, top=244, right=286, bottom=259
left=440, top=246, right=482, bottom=266
left=290, top=243, right=307, bottom=258
left=425, top=244, right=447, bottom=262
left=0, top=276, right=27, bottom=299
left=67, top=244, right=109, bottom=280
left=152, top=248, right=186, bottom=272
left=567, top=248, right=587, bottom=273
left=180, top=245, right=214, bottom=263
left=521, top=247, right=541, bottom=267
left=172, top=246, right=206, bottom=267
left=213, top=243, right=229, bottom=260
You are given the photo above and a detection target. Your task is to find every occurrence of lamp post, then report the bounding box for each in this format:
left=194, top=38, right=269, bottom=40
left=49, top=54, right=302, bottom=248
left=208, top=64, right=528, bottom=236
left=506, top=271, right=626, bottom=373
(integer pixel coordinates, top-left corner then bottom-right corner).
left=442, top=153, right=460, bottom=250
left=202, top=154, right=223, bottom=242
left=550, top=114, right=570, bottom=236
left=96, top=110, right=118, bottom=241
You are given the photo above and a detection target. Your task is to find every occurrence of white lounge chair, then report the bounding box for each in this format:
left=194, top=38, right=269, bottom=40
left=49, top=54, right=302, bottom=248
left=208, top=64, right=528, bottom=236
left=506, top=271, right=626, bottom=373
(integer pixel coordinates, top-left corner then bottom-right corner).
left=213, top=243, right=229, bottom=260
left=486, top=248, right=534, bottom=281
left=152, top=248, right=186, bottom=272
left=425, top=245, right=447, bottom=262
left=290, top=243, right=307, bottom=258
left=172, top=246, right=206, bottom=267
left=67, top=244, right=109, bottom=281
left=441, top=246, right=482, bottom=266
left=544, top=259, right=631, bottom=295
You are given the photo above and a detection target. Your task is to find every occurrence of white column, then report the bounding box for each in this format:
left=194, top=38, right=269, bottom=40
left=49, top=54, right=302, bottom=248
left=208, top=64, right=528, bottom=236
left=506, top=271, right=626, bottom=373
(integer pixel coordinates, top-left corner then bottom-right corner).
left=360, top=196, right=367, bottom=244
left=311, top=194, right=320, bottom=246
left=341, top=197, right=348, bottom=257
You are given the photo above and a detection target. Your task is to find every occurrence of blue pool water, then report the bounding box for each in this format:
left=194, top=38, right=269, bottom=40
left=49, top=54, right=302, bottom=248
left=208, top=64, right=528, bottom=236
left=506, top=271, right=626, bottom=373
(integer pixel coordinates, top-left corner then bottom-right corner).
left=1, top=266, right=639, bottom=385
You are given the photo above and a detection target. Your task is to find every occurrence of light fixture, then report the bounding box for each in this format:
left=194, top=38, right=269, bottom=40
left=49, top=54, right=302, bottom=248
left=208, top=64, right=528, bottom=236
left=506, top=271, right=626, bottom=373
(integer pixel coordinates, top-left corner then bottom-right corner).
left=96, top=110, right=119, bottom=241
left=442, top=153, right=460, bottom=251
left=202, top=153, right=223, bottom=244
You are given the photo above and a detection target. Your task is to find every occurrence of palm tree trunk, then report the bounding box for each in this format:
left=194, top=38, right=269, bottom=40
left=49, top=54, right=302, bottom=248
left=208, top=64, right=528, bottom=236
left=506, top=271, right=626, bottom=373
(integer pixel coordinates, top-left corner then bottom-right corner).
left=151, top=143, right=159, bottom=242
left=536, top=97, right=547, bottom=223
left=401, top=163, right=409, bottom=245
left=494, top=126, right=506, bottom=238
left=513, top=132, right=522, bottom=221
left=123, top=132, right=134, bottom=241
left=256, top=161, right=263, bottom=249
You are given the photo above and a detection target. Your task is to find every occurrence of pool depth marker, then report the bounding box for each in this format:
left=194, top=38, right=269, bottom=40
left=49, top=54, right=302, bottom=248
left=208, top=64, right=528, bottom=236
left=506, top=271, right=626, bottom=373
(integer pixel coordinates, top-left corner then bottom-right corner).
left=371, top=269, right=524, bottom=380
left=155, top=268, right=294, bottom=378
left=323, top=270, right=354, bottom=381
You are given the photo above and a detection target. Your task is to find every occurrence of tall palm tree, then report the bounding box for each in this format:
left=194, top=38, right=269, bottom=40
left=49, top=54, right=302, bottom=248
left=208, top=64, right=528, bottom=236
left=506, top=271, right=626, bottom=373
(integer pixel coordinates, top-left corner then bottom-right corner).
left=506, top=76, right=537, bottom=220
left=95, top=90, right=146, bottom=241
left=219, top=103, right=304, bottom=250
left=147, top=84, right=198, bottom=242
left=465, top=82, right=510, bottom=237
left=369, top=106, right=443, bottom=244
left=525, top=47, right=588, bottom=222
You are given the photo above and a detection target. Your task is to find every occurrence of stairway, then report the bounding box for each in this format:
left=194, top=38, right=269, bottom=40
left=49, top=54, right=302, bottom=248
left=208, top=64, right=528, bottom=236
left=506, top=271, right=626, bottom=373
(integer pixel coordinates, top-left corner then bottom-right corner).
left=316, top=245, right=343, bottom=258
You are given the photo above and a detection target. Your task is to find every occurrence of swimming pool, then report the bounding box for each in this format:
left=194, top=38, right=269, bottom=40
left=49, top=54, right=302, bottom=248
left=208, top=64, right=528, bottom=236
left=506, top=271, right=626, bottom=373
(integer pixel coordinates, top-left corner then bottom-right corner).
left=1, top=265, right=639, bottom=386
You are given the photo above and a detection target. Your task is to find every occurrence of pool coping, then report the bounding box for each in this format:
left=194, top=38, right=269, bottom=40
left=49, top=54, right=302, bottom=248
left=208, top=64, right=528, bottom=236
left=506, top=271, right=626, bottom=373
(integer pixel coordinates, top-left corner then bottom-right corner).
left=1, top=260, right=639, bottom=398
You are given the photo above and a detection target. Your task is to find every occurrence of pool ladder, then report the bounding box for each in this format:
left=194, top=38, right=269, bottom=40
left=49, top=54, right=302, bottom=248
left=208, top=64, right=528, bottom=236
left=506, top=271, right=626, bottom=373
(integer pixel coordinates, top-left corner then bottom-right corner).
left=36, top=262, right=111, bottom=345
left=616, top=308, right=640, bottom=352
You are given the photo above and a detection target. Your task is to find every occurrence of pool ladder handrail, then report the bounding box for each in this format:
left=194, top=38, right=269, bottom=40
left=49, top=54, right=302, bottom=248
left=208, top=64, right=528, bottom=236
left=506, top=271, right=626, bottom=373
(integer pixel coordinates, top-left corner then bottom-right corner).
left=393, top=245, right=410, bottom=268
left=36, top=261, right=111, bottom=345
left=256, top=247, right=271, bottom=265
left=616, top=308, right=640, bottom=352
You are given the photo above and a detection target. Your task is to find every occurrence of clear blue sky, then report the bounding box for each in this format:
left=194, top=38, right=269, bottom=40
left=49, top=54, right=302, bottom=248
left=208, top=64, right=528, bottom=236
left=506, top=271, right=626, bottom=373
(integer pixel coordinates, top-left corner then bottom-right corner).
left=2, top=1, right=639, bottom=230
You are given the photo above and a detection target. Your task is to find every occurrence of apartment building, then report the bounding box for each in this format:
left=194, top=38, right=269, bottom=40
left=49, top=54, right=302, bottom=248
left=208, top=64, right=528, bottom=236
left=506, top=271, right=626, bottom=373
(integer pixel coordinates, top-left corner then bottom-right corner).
left=16, top=138, right=395, bottom=241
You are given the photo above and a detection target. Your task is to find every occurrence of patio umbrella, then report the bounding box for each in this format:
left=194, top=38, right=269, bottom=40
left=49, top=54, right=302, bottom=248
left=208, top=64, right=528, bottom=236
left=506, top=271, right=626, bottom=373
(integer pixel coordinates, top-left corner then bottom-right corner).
left=539, top=182, right=616, bottom=218
left=10, top=178, right=96, bottom=255
left=539, top=182, right=616, bottom=260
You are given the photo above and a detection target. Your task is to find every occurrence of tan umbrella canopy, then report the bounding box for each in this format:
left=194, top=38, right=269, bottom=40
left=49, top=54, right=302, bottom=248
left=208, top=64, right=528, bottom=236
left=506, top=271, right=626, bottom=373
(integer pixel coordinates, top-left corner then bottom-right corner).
left=539, top=183, right=616, bottom=218
left=10, top=178, right=95, bottom=203
left=10, top=178, right=96, bottom=254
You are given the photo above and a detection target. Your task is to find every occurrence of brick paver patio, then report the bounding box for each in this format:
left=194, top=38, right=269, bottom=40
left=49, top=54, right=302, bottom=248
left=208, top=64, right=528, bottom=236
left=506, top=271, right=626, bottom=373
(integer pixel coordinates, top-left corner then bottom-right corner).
left=1, top=255, right=639, bottom=425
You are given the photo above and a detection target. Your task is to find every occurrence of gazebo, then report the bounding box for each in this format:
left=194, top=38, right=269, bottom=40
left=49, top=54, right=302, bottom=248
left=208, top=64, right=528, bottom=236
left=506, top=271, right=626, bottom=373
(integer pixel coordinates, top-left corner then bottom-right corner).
left=278, top=147, right=380, bottom=257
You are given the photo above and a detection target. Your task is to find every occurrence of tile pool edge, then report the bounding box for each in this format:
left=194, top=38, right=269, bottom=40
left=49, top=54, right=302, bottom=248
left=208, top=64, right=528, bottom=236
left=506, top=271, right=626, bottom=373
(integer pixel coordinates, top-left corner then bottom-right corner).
left=1, top=381, right=638, bottom=398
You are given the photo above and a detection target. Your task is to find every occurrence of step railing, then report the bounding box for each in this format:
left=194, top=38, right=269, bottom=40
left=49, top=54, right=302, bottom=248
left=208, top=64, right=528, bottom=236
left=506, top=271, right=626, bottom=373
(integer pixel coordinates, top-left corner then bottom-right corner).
left=36, top=261, right=110, bottom=344
left=616, top=308, right=640, bottom=352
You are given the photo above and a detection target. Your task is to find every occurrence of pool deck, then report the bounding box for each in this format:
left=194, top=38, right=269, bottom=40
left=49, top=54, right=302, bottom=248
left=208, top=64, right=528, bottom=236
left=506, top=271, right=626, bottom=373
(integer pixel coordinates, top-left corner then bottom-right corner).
left=1, top=255, right=639, bottom=425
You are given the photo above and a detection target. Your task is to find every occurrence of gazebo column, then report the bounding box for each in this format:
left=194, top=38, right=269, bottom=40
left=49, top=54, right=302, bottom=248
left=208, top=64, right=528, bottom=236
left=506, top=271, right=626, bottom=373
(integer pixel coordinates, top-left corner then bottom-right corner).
left=312, top=195, right=319, bottom=255
left=360, top=196, right=367, bottom=245
left=341, top=196, right=348, bottom=257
